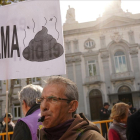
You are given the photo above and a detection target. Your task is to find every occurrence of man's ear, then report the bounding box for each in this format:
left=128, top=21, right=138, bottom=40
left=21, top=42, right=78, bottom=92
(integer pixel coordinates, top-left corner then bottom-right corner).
left=68, top=100, right=78, bottom=113
left=23, top=100, right=27, bottom=108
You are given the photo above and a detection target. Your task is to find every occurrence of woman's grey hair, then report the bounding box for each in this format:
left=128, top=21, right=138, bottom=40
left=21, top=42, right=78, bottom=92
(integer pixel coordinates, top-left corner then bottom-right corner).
left=46, top=76, right=79, bottom=101
left=19, top=84, right=43, bottom=107
left=45, top=76, right=79, bottom=116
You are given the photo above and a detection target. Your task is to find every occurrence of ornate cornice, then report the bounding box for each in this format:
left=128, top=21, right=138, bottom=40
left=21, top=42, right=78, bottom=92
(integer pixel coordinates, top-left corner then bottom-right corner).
left=83, top=75, right=102, bottom=86
left=110, top=32, right=123, bottom=43
left=66, top=56, right=81, bottom=64
left=65, top=52, right=82, bottom=57
left=100, top=49, right=109, bottom=59
left=66, top=52, right=82, bottom=64
left=129, top=44, right=139, bottom=55
left=82, top=50, right=99, bottom=57
left=100, top=52, right=109, bottom=59
left=111, top=71, right=135, bottom=83
left=130, top=48, right=138, bottom=55
left=100, top=35, right=105, bottom=40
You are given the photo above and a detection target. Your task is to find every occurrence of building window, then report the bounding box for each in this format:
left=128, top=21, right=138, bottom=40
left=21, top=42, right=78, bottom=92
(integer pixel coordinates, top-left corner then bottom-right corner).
left=85, top=41, right=94, bottom=48
left=13, top=104, right=21, bottom=120
left=88, top=60, right=97, bottom=76
left=84, top=38, right=95, bottom=49
left=114, top=51, right=127, bottom=73
left=32, top=77, right=41, bottom=84
left=0, top=102, right=2, bottom=118
left=14, top=79, right=20, bottom=85
left=26, top=77, right=41, bottom=85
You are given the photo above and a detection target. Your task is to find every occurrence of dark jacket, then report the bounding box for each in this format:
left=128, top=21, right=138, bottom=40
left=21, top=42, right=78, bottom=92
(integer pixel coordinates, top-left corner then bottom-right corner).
left=12, top=104, right=40, bottom=140
left=129, top=107, right=136, bottom=114
left=2, top=121, right=15, bottom=140
left=126, top=109, right=140, bottom=140
left=100, top=107, right=110, bottom=120
left=37, top=113, right=105, bottom=140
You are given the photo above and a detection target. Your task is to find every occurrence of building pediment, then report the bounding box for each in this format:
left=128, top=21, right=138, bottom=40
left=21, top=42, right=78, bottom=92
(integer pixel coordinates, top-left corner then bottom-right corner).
left=102, top=20, right=128, bottom=28
left=64, top=16, right=140, bottom=36
left=94, top=16, right=139, bottom=29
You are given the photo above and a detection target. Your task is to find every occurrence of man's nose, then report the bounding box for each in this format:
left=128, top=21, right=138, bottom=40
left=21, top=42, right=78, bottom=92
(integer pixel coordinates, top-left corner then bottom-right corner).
left=40, top=98, right=49, bottom=111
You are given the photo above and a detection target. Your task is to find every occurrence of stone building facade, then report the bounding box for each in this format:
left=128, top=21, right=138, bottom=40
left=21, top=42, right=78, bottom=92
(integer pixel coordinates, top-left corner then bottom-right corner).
left=63, top=0, right=140, bottom=120
left=1, top=0, right=140, bottom=121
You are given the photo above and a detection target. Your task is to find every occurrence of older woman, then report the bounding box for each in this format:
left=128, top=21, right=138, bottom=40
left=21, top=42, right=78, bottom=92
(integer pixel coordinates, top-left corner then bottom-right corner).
left=108, top=103, right=129, bottom=140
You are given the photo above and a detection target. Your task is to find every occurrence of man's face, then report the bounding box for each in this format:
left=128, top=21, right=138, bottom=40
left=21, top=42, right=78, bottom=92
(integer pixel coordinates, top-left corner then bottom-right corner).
left=40, top=84, right=72, bottom=128
left=129, top=105, right=132, bottom=108
left=104, top=105, right=109, bottom=109
left=3, top=117, right=10, bottom=123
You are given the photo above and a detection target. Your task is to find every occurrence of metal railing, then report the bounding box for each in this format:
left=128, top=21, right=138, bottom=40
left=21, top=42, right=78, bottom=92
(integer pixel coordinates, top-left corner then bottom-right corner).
left=0, top=132, right=13, bottom=140
left=0, top=120, right=113, bottom=139
left=93, top=120, right=113, bottom=135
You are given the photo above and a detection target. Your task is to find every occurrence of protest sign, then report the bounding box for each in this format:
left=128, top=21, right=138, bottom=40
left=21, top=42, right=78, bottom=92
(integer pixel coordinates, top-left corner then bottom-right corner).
left=0, top=0, right=65, bottom=80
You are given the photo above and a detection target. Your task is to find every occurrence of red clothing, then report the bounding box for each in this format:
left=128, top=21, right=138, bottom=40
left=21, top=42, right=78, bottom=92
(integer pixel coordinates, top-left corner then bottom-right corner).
left=108, top=129, right=121, bottom=140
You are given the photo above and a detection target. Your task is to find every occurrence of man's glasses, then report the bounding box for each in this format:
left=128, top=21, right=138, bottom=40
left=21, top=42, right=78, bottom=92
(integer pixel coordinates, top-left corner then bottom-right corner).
left=36, top=96, right=72, bottom=104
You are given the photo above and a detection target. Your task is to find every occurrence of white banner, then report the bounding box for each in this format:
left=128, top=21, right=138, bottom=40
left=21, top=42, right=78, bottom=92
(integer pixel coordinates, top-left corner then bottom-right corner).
left=0, top=0, right=65, bottom=80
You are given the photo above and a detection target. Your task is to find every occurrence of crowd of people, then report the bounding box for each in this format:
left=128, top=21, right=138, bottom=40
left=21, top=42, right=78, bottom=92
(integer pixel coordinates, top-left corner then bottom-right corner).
left=100, top=100, right=137, bottom=140
left=0, top=76, right=139, bottom=140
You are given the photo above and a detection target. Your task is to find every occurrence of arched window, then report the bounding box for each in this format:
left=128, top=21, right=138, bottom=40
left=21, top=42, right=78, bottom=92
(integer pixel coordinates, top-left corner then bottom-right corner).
left=114, top=51, right=127, bottom=73
left=118, top=86, right=131, bottom=93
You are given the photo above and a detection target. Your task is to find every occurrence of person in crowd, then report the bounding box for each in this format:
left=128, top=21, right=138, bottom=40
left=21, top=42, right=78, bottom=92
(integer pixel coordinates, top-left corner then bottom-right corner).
left=0, top=117, right=3, bottom=132
left=36, top=76, right=105, bottom=140
left=2, top=113, right=15, bottom=140
left=126, top=108, right=140, bottom=140
left=117, top=100, right=122, bottom=103
left=100, top=102, right=111, bottom=140
left=108, top=103, right=129, bottom=140
left=128, top=102, right=136, bottom=114
left=113, top=103, right=116, bottom=106
left=12, top=84, right=43, bottom=140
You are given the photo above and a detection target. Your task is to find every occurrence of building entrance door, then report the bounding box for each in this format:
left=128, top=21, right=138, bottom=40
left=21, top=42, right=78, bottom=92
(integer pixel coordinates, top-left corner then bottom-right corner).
left=89, top=89, right=103, bottom=120
left=118, top=94, right=133, bottom=104
left=118, top=85, right=133, bottom=104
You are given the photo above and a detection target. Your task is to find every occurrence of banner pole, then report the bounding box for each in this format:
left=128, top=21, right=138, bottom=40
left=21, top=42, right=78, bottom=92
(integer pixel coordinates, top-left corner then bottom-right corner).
left=6, top=80, right=8, bottom=140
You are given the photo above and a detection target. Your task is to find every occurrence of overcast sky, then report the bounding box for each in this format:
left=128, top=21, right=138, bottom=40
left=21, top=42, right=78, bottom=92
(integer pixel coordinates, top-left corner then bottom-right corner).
left=60, top=0, right=140, bottom=24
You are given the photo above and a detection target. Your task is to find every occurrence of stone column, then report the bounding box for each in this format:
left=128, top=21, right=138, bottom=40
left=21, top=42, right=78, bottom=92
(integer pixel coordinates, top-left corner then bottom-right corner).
left=100, top=49, right=111, bottom=101
left=65, top=41, right=71, bottom=54
left=128, top=30, right=135, bottom=44
left=75, top=59, right=85, bottom=114
left=73, top=39, right=79, bottom=52
left=66, top=63, right=74, bottom=82
left=100, top=35, right=106, bottom=48
left=130, top=45, right=140, bottom=90
left=66, top=53, right=85, bottom=114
